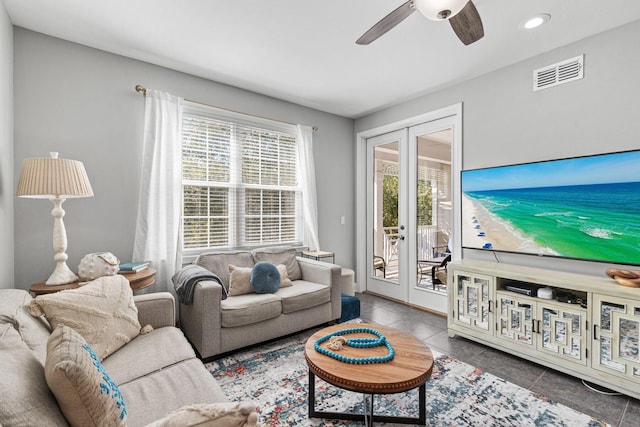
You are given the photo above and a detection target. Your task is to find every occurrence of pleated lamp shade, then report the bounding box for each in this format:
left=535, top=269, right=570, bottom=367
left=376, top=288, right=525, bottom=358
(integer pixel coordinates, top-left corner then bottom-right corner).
left=17, top=153, right=93, bottom=198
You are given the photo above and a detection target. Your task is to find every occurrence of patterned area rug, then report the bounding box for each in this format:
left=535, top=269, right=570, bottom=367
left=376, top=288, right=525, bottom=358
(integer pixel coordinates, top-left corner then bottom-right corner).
left=205, top=328, right=609, bottom=427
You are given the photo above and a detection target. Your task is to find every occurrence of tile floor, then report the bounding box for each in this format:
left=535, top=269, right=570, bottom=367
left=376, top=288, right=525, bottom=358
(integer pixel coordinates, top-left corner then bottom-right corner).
left=357, top=292, right=640, bottom=427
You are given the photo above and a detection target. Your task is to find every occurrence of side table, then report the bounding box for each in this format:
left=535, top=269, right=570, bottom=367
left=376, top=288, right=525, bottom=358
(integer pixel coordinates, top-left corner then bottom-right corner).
left=301, top=250, right=335, bottom=264
left=29, top=268, right=156, bottom=296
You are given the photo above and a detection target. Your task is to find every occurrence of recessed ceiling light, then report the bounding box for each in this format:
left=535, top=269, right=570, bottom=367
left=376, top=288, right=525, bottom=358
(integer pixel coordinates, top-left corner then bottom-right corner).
left=519, top=13, right=551, bottom=30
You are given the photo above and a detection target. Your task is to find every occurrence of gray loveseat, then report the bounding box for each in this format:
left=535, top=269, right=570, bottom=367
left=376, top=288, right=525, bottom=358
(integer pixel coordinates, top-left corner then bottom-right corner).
left=0, top=283, right=257, bottom=426
left=179, top=247, right=342, bottom=360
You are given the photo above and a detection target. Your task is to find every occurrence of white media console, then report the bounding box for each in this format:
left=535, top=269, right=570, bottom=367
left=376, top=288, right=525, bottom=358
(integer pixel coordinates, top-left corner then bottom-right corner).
left=448, top=259, right=640, bottom=399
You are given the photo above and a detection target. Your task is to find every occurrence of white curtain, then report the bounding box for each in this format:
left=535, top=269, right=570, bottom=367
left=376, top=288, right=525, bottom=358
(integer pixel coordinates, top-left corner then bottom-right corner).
left=296, top=124, right=320, bottom=251
left=133, top=90, right=184, bottom=293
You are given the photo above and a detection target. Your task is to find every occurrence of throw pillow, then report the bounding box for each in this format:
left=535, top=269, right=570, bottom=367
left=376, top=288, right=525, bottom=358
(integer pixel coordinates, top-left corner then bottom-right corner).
left=228, top=265, right=253, bottom=296
left=0, top=324, right=68, bottom=426
left=194, top=251, right=255, bottom=292
left=250, top=262, right=281, bottom=294
left=252, top=247, right=302, bottom=281
left=45, top=325, right=127, bottom=427
left=146, top=402, right=258, bottom=427
left=28, top=275, right=141, bottom=361
left=276, top=264, right=293, bottom=288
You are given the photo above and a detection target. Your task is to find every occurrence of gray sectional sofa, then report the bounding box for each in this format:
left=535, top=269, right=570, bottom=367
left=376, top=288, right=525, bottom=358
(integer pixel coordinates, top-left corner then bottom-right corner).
left=179, top=247, right=342, bottom=360
left=0, top=282, right=257, bottom=426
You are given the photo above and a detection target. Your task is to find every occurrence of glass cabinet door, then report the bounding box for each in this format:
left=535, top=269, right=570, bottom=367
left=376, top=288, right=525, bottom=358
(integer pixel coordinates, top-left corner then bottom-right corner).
left=496, top=292, right=534, bottom=346
left=452, top=273, right=493, bottom=335
left=537, top=302, right=587, bottom=365
left=592, top=294, right=640, bottom=382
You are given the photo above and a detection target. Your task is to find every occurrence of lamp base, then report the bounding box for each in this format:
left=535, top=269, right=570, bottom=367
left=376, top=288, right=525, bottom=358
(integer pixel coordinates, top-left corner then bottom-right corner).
left=45, top=262, right=79, bottom=285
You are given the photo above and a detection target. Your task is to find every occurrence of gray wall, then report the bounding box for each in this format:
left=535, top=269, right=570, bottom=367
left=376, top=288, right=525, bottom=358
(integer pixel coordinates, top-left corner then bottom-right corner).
left=0, top=2, right=13, bottom=289
left=13, top=28, right=355, bottom=290
left=355, top=20, right=640, bottom=276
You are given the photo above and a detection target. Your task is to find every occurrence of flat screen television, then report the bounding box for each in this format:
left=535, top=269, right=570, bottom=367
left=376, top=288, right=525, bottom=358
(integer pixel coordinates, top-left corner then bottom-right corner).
left=461, top=149, right=640, bottom=266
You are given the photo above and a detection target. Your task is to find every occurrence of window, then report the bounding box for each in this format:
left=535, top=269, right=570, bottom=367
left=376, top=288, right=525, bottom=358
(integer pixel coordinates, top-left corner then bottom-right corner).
left=181, top=103, right=301, bottom=255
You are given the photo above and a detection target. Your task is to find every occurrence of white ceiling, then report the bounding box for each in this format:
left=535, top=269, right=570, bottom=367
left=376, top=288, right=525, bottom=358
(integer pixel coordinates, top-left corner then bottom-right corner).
left=5, top=0, right=640, bottom=118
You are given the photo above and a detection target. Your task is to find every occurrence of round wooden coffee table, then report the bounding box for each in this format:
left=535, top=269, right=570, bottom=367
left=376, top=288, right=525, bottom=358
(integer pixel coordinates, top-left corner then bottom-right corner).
left=304, top=323, right=433, bottom=425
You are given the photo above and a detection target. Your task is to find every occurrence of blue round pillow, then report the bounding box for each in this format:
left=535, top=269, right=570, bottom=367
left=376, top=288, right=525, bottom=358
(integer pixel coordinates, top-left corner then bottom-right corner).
left=250, top=262, right=281, bottom=294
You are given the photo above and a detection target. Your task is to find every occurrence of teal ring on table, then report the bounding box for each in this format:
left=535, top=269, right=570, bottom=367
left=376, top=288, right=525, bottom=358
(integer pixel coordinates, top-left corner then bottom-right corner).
left=313, top=327, right=394, bottom=364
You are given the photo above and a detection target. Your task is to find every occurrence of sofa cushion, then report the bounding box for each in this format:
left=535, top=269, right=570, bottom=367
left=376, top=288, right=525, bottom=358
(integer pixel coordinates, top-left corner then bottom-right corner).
left=0, top=288, right=51, bottom=364
left=252, top=247, right=302, bottom=281
left=28, top=276, right=141, bottom=361
left=276, top=281, right=331, bottom=314
left=228, top=265, right=253, bottom=296
left=220, top=293, right=282, bottom=327
left=0, top=323, right=69, bottom=426
left=195, top=251, right=255, bottom=291
left=145, top=402, right=258, bottom=427
left=45, top=325, right=127, bottom=426
left=103, top=327, right=196, bottom=386
left=250, top=262, right=281, bottom=294
left=119, top=358, right=229, bottom=427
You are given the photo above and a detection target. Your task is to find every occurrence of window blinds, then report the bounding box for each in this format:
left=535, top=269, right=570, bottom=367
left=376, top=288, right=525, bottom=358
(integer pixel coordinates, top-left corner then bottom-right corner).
left=182, top=110, right=301, bottom=251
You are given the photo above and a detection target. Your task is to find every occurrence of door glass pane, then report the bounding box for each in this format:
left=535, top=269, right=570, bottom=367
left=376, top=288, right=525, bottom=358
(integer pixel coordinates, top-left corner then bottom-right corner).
left=555, top=320, right=566, bottom=344
left=619, top=318, right=639, bottom=362
left=601, top=336, right=625, bottom=372
left=372, top=142, right=400, bottom=284
left=467, top=287, right=479, bottom=316
left=416, top=130, right=451, bottom=293
left=564, top=312, right=580, bottom=334
left=601, top=302, right=625, bottom=331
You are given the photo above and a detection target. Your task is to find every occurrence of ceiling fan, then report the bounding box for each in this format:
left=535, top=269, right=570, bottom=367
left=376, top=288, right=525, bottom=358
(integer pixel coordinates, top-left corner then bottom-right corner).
left=356, top=0, right=484, bottom=46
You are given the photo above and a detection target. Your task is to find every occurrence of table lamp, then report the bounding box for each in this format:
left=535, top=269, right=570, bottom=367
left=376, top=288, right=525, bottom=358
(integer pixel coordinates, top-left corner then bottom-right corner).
left=17, top=152, right=94, bottom=285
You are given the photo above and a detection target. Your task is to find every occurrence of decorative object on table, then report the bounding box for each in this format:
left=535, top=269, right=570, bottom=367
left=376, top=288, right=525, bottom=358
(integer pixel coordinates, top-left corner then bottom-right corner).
left=77, top=252, right=120, bottom=280
left=118, top=261, right=150, bottom=273
left=313, top=327, right=394, bottom=364
left=17, top=152, right=93, bottom=285
left=606, top=267, right=640, bottom=288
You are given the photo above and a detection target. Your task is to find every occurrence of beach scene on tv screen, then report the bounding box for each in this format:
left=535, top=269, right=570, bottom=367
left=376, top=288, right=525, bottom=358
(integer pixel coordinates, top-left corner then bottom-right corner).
left=461, top=150, right=640, bottom=265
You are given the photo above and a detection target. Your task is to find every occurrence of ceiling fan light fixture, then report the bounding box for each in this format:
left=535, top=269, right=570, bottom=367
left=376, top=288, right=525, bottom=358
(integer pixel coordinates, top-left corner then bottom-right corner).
left=520, top=13, right=551, bottom=30
left=413, top=0, right=468, bottom=21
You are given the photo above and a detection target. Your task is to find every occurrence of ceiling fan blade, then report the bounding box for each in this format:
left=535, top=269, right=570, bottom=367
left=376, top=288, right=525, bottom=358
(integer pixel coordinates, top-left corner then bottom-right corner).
left=356, top=1, right=415, bottom=45
left=449, top=1, right=484, bottom=45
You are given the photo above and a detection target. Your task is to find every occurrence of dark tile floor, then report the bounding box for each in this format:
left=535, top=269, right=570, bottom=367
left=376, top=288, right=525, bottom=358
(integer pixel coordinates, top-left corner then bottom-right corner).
left=357, top=292, right=640, bottom=427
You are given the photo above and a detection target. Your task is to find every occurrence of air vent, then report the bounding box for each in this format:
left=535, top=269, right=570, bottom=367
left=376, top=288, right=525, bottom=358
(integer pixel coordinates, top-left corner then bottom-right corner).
left=533, top=55, right=584, bottom=91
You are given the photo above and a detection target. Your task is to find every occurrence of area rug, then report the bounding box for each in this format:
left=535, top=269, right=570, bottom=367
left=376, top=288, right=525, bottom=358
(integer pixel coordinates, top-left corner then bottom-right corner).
left=205, top=329, right=609, bottom=427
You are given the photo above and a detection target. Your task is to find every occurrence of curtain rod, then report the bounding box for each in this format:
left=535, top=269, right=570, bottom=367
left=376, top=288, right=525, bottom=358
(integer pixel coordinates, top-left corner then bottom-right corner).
left=135, top=85, right=318, bottom=132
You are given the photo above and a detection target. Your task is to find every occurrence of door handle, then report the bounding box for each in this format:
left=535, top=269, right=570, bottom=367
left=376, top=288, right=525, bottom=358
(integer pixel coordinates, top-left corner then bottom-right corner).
left=399, top=235, right=405, bottom=240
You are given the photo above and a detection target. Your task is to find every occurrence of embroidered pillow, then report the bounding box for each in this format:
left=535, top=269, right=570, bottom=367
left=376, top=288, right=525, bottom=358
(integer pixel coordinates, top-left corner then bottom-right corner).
left=250, top=262, right=281, bottom=294
left=228, top=265, right=253, bottom=296
left=28, top=275, right=141, bottom=361
left=146, top=402, right=259, bottom=427
left=45, top=325, right=127, bottom=426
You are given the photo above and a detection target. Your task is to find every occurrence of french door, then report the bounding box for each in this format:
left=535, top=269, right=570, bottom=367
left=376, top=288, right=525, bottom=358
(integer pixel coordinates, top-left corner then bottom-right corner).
left=366, top=130, right=408, bottom=301
left=364, top=116, right=456, bottom=313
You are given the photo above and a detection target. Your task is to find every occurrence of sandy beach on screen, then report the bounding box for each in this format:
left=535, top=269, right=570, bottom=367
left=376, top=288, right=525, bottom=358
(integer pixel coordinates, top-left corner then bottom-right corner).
left=462, top=194, right=557, bottom=255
